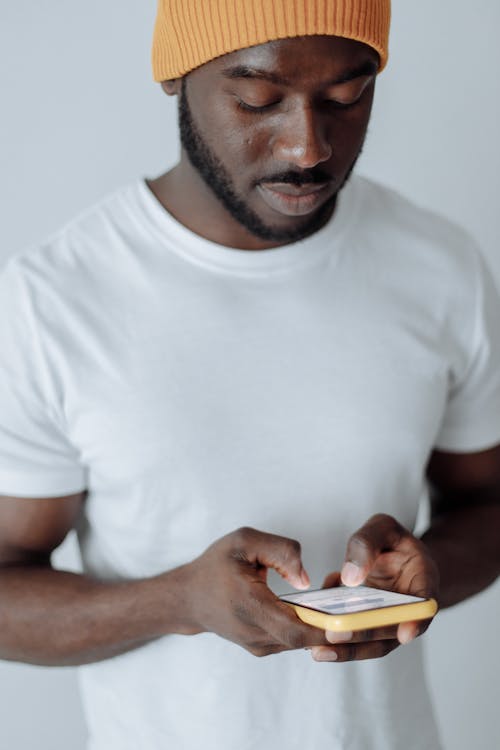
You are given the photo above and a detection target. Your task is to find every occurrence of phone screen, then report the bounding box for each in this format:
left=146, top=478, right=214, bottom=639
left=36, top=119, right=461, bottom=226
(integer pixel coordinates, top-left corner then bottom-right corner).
left=280, top=586, right=426, bottom=615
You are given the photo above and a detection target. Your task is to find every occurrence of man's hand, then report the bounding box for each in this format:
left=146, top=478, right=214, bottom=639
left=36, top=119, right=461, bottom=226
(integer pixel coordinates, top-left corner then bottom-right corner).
left=182, top=527, right=330, bottom=656
left=311, top=514, right=439, bottom=663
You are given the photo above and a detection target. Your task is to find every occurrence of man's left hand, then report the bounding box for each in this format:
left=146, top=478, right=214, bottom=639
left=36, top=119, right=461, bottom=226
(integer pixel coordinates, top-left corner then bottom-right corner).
left=311, top=513, right=439, bottom=663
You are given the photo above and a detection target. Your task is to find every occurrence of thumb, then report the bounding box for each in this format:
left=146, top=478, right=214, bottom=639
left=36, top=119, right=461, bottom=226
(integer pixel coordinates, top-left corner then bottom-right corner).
left=341, top=514, right=406, bottom=586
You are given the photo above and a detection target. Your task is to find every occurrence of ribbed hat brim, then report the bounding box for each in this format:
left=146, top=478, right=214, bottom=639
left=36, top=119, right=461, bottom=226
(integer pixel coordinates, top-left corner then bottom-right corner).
left=152, top=0, right=391, bottom=81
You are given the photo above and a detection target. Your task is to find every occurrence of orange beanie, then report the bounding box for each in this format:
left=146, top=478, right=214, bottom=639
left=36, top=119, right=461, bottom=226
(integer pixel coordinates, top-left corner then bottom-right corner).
left=152, top=0, right=391, bottom=81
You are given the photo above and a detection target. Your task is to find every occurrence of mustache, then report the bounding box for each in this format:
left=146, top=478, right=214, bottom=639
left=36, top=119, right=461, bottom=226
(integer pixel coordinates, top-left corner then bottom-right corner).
left=257, top=169, right=333, bottom=187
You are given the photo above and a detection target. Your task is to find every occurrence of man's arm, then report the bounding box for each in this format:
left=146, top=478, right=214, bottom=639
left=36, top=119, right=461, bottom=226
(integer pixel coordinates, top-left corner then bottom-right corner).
left=0, top=494, right=328, bottom=667
left=310, top=444, right=500, bottom=663
left=0, top=493, right=198, bottom=666
left=421, top=444, right=500, bottom=608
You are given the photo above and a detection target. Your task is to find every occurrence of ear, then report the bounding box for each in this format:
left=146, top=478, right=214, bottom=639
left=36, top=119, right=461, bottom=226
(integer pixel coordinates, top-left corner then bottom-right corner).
left=161, top=78, right=183, bottom=96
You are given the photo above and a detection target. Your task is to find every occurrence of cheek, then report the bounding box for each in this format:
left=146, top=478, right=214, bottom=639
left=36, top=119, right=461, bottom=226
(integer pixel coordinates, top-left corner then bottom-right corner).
left=242, top=132, right=270, bottom=171
left=203, top=106, right=267, bottom=170
left=226, top=121, right=268, bottom=160
left=328, top=89, right=374, bottom=159
left=335, top=119, right=367, bottom=152
left=218, top=123, right=270, bottom=180
left=330, top=109, right=372, bottom=162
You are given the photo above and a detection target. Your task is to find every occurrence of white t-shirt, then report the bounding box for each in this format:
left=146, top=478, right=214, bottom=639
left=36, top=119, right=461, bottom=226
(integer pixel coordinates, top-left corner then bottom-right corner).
left=1, top=176, right=500, bottom=750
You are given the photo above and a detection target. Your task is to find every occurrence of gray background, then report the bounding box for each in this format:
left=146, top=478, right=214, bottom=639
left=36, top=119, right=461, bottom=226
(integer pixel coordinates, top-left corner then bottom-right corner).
left=0, top=1, right=499, bottom=748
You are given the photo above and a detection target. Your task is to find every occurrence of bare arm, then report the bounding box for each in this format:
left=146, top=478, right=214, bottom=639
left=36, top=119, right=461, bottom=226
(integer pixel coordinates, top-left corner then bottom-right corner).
left=421, top=445, right=500, bottom=608
left=310, top=445, right=500, bottom=663
left=0, top=493, right=199, bottom=666
left=0, top=495, right=328, bottom=667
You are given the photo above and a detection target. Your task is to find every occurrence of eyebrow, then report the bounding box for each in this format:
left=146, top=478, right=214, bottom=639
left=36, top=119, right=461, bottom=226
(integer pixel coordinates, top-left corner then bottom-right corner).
left=221, top=59, right=378, bottom=87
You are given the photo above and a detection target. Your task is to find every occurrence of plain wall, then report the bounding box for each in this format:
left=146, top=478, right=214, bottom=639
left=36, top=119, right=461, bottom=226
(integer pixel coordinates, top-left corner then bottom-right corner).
left=0, top=2, right=499, bottom=748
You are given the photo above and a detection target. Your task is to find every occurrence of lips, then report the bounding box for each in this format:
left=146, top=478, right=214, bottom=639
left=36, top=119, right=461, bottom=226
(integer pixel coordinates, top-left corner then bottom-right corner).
left=257, top=181, right=332, bottom=217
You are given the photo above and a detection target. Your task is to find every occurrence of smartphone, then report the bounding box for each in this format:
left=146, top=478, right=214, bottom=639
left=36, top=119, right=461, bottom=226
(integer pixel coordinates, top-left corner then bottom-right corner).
left=279, top=585, right=438, bottom=632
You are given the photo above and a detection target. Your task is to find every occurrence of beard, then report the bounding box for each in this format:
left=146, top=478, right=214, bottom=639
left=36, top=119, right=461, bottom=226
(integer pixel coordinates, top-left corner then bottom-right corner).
left=178, top=79, right=362, bottom=245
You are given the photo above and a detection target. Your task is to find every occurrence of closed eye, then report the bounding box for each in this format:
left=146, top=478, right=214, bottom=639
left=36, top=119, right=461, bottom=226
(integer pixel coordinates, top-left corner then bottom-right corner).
left=236, top=99, right=278, bottom=114
left=235, top=79, right=369, bottom=114
left=237, top=97, right=361, bottom=114
left=326, top=76, right=373, bottom=110
left=326, top=96, right=363, bottom=110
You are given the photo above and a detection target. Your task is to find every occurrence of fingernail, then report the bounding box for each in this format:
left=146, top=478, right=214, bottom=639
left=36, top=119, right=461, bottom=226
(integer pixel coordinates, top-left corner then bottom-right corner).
left=312, top=647, right=338, bottom=662
left=398, top=626, right=416, bottom=645
left=292, top=569, right=310, bottom=590
left=300, top=569, right=311, bottom=589
left=326, top=630, right=353, bottom=644
left=399, top=632, right=414, bottom=645
left=341, top=562, right=363, bottom=586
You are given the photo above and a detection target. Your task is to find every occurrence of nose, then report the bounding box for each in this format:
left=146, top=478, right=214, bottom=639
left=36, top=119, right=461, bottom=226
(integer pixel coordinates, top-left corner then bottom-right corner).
left=271, top=104, right=333, bottom=169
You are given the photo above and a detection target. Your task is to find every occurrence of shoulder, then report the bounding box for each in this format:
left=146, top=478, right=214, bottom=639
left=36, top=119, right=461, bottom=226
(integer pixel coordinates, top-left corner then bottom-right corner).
left=354, top=175, right=476, bottom=251
left=1, top=180, right=147, bottom=292
left=351, top=175, right=485, bottom=283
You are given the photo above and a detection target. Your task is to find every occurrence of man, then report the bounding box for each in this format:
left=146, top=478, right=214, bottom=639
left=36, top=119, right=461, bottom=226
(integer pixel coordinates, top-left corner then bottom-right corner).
left=0, top=1, right=499, bottom=748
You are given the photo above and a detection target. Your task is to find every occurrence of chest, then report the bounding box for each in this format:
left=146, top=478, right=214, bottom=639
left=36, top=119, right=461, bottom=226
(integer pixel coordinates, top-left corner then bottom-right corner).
left=61, top=274, right=452, bottom=577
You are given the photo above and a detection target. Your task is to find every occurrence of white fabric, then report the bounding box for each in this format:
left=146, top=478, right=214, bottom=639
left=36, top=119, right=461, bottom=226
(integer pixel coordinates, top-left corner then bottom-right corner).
left=1, top=175, right=500, bottom=750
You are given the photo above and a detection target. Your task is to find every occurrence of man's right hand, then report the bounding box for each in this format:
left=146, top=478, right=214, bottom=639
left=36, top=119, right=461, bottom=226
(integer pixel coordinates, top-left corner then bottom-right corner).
left=182, top=527, right=329, bottom=656
left=0, top=497, right=328, bottom=665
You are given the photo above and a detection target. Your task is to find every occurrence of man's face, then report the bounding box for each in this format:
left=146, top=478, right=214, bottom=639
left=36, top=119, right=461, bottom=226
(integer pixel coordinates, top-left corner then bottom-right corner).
left=173, top=35, right=378, bottom=245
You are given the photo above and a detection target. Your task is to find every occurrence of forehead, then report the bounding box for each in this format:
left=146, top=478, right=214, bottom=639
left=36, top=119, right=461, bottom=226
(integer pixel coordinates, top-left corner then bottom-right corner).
left=192, top=35, right=379, bottom=87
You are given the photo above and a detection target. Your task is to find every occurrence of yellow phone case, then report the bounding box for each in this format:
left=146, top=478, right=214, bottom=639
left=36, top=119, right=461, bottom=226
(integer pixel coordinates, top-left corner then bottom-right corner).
left=286, top=598, right=438, bottom=632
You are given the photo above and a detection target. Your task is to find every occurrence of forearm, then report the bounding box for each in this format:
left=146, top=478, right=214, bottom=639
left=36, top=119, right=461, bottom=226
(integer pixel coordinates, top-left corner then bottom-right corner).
left=0, top=563, right=197, bottom=667
left=420, top=503, right=500, bottom=608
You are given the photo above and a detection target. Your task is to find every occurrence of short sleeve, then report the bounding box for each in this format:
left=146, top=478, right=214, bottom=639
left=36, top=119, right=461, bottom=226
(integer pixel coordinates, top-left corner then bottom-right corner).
left=435, top=250, right=500, bottom=453
left=0, top=258, right=87, bottom=497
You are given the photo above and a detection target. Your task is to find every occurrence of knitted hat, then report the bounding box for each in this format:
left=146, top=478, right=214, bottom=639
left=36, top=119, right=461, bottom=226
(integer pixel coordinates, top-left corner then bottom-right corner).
left=152, top=0, right=391, bottom=81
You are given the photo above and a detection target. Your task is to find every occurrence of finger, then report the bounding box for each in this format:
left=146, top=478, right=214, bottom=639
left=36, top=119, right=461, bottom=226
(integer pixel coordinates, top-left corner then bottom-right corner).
left=246, top=642, right=288, bottom=657
left=325, top=625, right=399, bottom=644
left=324, top=620, right=434, bottom=648
left=321, top=571, right=342, bottom=588
left=250, top=589, right=330, bottom=650
left=341, top=514, right=407, bottom=586
left=229, top=527, right=310, bottom=590
left=397, top=621, right=419, bottom=645
left=397, top=615, right=435, bottom=644
left=311, top=639, right=400, bottom=663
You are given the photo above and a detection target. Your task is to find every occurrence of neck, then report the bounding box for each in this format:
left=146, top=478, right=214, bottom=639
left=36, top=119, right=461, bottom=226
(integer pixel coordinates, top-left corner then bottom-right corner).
left=147, top=157, right=293, bottom=251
